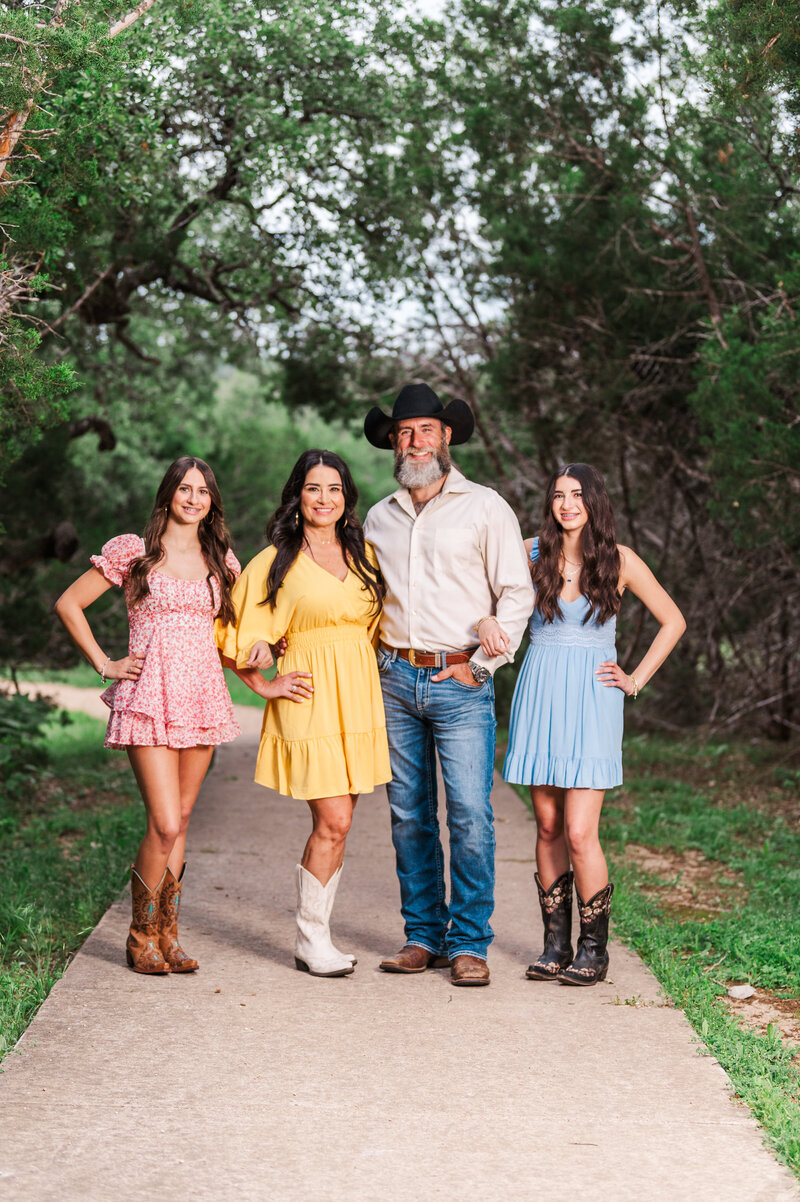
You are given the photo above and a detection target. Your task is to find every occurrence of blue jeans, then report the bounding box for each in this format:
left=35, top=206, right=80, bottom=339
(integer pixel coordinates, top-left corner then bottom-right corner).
left=377, top=650, right=497, bottom=960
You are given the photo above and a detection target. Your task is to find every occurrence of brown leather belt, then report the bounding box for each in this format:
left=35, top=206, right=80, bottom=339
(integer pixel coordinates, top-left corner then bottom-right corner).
left=388, top=646, right=478, bottom=669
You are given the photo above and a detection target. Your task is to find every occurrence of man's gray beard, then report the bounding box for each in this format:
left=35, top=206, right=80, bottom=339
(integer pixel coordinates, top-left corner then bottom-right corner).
left=394, top=442, right=451, bottom=490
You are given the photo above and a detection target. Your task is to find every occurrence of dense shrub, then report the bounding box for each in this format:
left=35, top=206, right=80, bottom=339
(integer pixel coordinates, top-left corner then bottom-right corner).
left=0, top=691, right=55, bottom=805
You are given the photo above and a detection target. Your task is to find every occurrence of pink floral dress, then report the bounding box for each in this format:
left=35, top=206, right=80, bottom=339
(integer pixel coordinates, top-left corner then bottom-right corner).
left=91, top=534, right=242, bottom=749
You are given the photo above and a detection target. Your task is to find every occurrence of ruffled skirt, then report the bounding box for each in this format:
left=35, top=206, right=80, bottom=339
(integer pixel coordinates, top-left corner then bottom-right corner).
left=102, top=657, right=240, bottom=750
left=255, top=625, right=391, bottom=799
left=104, top=709, right=240, bottom=749
left=503, top=640, right=624, bottom=789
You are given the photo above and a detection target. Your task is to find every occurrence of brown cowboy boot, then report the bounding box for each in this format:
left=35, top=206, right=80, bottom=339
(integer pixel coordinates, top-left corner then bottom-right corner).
left=126, top=866, right=169, bottom=974
left=158, top=863, right=199, bottom=973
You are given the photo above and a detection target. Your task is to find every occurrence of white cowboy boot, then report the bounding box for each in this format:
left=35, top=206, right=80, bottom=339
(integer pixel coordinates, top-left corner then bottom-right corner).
left=294, top=864, right=355, bottom=977
left=325, top=865, right=357, bottom=965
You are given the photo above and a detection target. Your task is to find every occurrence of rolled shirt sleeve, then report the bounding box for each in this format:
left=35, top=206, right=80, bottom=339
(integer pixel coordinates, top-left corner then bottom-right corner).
left=469, top=492, right=534, bottom=673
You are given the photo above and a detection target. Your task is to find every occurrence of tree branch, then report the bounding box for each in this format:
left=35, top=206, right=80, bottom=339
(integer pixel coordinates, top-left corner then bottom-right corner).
left=108, top=0, right=160, bottom=39
left=48, top=264, right=114, bottom=331
left=68, top=415, right=116, bottom=451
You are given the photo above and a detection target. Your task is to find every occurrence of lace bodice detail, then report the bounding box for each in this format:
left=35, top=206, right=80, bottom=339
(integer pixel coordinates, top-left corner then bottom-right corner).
left=527, top=538, right=616, bottom=649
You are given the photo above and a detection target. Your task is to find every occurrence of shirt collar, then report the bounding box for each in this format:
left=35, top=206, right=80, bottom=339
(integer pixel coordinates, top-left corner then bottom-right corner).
left=388, top=466, right=470, bottom=515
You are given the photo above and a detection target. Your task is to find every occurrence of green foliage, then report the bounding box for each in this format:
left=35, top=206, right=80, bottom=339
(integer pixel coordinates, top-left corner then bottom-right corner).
left=0, top=2, right=151, bottom=463
left=398, top=0, right=800, bottom=733
left=1, top=0, right=798, bottom=732
left=0, top=690, right=54, bottom=803
left=0, top=323, right=77, bottom=480
left=0, top=365, right=395, bottom=673
left=688, top=270, right=800, bottom=556
left=1, top=0, right=436, bottom=468
left=706, top=0, right=800, bottom=149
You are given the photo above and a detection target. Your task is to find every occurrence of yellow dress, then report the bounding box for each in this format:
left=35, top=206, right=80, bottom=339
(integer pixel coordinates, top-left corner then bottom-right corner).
left=216, top=546, right=391, bottom=800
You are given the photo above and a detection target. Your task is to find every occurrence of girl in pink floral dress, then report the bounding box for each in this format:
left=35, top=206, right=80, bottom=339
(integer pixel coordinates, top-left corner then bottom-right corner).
left=56, top=457, right=306, bottom=975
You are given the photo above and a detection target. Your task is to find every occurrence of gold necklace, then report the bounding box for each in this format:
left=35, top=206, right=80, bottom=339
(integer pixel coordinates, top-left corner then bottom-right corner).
left=304, top=534, right=336, bottom=562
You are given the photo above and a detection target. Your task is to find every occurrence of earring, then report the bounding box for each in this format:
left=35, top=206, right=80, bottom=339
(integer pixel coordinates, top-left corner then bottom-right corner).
left=295, top=511, right=300, bottom=527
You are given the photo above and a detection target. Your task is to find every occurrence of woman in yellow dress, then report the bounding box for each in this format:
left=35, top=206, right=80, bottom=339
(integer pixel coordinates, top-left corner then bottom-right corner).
left=217, top=450, right=391, bottom=977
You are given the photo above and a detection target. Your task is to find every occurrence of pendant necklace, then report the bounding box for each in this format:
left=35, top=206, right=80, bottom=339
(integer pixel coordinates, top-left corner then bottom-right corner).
left=304, top=534, right=335, bottom=564
left=562, top=554, right=582, bottom=584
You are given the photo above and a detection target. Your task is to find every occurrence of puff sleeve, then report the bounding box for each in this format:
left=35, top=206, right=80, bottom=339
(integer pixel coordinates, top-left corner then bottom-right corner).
left=224, top=548, right=242, bottom=579
left=215, top=546, right=294, bottom=668
left=90, top=534, right=145, bottom=587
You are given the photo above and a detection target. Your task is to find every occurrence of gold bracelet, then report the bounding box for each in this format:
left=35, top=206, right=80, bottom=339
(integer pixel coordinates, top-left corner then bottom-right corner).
left=630, top=673, right=639, bottom=700
left=100, top=656, right=110, bottom=684
left=473, top=616, right=495, bottom=634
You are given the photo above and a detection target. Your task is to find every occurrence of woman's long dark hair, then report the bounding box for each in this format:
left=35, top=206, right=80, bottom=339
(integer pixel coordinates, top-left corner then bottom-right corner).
left=533, top=462, right=621, bottom=626
left=127, top=456, right=237, bottom=624
left=263, top=450, right=384, bottom=612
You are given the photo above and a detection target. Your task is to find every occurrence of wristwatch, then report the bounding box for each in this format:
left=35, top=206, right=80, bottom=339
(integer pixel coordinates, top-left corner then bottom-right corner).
left=469, top=661, right=491, bottom=685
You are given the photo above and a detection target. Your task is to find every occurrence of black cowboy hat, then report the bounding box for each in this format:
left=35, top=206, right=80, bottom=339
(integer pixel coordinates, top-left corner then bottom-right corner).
left=364, top=382, right=475, bottom=449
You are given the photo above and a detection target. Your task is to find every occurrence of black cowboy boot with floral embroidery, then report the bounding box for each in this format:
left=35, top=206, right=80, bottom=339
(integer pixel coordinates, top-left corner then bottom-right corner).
left=526, top=870, right=574, bottom=981
left=558, top=882, right=613, bottom=986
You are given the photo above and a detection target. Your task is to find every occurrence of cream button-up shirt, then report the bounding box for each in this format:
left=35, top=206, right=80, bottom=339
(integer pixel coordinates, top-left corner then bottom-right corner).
left=364, top=466, right=534, bottom=675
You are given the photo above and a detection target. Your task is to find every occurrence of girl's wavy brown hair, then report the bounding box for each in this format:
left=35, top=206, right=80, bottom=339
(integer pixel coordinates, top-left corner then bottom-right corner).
left=533, top=462, right=621, bottom=626
left=127, top=457, right=237, bottom=624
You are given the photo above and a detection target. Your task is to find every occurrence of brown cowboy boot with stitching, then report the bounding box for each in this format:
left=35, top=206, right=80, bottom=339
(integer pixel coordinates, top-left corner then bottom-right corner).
left=126, top=866, right=169, bottom=974
left=158, top=863, right=199, bottom=973
left=450, top=954, right=490, bottom=986
left=379, top=945, right=450, bottom=973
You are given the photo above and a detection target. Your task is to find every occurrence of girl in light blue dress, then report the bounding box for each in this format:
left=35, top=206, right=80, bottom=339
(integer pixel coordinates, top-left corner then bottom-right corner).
left=479, top=463, right=684, bottom=986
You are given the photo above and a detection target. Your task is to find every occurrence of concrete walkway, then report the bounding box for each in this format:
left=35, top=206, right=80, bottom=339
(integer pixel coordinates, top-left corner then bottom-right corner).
left=1, top=687, right=798, bottom=1202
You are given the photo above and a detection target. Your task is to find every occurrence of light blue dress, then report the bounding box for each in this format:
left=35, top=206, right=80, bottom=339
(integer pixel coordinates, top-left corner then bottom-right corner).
left=503, top=539, right=624, bottom=789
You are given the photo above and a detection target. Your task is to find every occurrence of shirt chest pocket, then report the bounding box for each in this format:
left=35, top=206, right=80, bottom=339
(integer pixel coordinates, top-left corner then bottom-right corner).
left=432, top=527, right=478, bottom=579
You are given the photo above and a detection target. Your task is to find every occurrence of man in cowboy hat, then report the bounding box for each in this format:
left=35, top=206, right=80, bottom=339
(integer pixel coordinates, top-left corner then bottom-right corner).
left=363, top=382, right=533, bottom=985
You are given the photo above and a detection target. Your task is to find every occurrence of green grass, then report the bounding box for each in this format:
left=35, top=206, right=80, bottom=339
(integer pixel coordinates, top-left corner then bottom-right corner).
left=502, top=731, right=800, bottom=1175
left=16, top=663, right=100, bottom=688
left=223, top=669, right=268, bottom=707
left=0, top=711, right=142, bottom=1059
